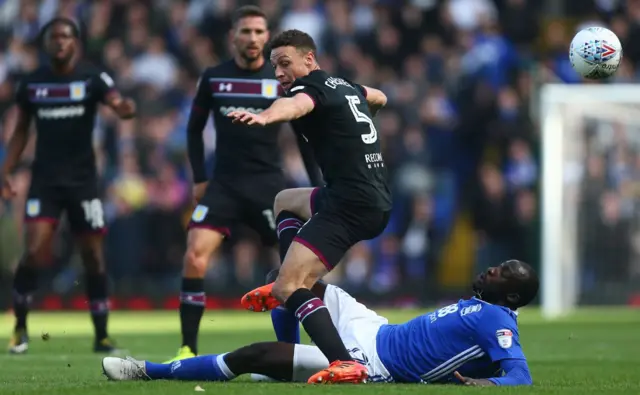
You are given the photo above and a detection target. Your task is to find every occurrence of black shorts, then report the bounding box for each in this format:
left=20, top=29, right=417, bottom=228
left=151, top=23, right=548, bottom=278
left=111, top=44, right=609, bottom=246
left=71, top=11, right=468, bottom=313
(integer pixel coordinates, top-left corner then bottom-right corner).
left=294, top=187, right=390, bottom=271
left=25, top=181, right=106, bottom=234
left=188, top=176, right=285, bottom=246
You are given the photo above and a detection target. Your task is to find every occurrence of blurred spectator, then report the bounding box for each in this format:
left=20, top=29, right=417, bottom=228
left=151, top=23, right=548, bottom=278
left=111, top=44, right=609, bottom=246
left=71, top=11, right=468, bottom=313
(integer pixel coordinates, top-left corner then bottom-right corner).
left=6, top=0, right=630, bottom=306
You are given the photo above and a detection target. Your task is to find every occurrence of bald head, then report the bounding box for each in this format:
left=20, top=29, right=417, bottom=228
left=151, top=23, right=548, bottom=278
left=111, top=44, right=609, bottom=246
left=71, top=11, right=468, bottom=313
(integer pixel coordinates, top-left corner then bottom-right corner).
left=472, top=260, right=539, bottom=310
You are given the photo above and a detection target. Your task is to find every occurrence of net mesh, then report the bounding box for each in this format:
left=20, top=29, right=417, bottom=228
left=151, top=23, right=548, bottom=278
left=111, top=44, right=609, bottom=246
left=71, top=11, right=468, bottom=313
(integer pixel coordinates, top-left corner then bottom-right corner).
left=562, top=102, right=640, bottom=305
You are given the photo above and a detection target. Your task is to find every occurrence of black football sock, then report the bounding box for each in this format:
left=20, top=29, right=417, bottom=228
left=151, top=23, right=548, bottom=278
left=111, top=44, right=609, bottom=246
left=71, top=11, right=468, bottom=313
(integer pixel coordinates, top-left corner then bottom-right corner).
left=285, top=288, right=352, bottom=362
left=12, top=263, right=38, bottom=332
left=180, top=278, right=205, bottom=354
left=85, top=273, right=110, bottom=341
left=276, top=210, right=304, bottom=262
left=271, top=211, right=305, bottom=343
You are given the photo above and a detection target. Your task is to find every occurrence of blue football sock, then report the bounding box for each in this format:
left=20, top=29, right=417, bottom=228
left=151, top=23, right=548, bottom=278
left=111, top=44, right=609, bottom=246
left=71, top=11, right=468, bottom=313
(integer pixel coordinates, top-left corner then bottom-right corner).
left=145, top=354, right=235, bottom=381
left=271, top=306, right=300, bottom=343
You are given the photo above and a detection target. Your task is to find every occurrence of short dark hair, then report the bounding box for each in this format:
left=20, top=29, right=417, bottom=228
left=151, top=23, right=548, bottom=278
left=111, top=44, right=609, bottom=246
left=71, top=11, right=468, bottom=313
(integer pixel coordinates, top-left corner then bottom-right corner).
left=269, top=29, right=316, bottom=55
left=231, top=5, right=267, bottom=27
left=40, top=17, right=80, bottom=39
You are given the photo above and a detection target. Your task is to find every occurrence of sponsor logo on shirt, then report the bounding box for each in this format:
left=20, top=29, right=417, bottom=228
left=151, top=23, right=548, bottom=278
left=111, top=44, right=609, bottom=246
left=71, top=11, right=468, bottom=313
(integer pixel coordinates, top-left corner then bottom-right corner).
left=37, top=106, right=85, bottom=119
left=219, top=106, right=265, bottom=116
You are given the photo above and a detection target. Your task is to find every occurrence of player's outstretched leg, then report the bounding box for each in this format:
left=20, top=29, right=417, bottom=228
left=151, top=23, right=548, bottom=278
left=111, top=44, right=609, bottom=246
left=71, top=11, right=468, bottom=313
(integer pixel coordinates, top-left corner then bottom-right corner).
left=269, top=210, right=306, bottom=343
left=76, top=233, right=120, bottom=353
left=9, top=221, right=56, bottom=354
left=103, top=342, right=329, bottom=382
left=276, top=241, right=366, bottom=384
left=165, top=228, right=224, bottom=363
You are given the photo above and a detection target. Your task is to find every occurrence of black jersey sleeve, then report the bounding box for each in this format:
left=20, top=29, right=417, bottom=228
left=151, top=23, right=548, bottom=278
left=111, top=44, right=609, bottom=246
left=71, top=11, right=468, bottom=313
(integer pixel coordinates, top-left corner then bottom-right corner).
left=287, top=73, right=329, bottom=107
left=14, top=79, right=30, bottom=111
left=187, top=71, right=213, bottom=183
left=296, top=133, right=324, bottom=187
left=192, top=71, right=213, bottom=110
left=93, top=70, right=117, bottom=103
left=354, top=83, right=368, bottom=98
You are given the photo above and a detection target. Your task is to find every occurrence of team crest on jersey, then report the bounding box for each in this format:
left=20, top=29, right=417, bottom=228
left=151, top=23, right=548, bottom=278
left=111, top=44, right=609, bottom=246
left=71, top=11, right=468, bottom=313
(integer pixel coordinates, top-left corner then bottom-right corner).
left=70, top=82, right=86, bottom=100
left=26, top=199, right=40, bottom=217
left=191, top=205, right=209, bottom=222
left=262, top=79, right=279, bottom=99
left=496, top=329, right=513, bottom=349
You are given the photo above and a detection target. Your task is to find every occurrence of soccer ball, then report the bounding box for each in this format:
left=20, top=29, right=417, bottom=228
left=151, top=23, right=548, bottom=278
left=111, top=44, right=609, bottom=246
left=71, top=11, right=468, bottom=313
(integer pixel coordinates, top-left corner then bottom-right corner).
left=569, top=27, right=622, bottom=80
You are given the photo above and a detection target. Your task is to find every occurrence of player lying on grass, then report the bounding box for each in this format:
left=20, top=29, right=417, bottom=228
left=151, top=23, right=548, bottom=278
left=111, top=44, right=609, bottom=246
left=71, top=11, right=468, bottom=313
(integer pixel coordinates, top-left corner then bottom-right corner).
left=103, top=260, right=537, bottom=386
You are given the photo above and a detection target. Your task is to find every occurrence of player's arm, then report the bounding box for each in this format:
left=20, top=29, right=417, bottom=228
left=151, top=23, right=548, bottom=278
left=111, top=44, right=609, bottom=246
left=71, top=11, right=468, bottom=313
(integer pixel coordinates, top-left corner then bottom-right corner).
left=262, top=94, right=315, bottom=124
left=454, top=359, right=532, bottom=387
left=1, top=81, right=32, bottom=198
left=104, top=91, right=136, bottom=120
left=186, top=75, right=213, bottom=187
left=461, top=309, right=532, bottom=386
left=1, top=106, right=31, bottom=178
left=229, top=93, right=315, bottom=126
left=358, top=85, right=387, bottom=117
left=96, top=71, right=136, bottom=119
left=295, top=133, right=323, bottom=187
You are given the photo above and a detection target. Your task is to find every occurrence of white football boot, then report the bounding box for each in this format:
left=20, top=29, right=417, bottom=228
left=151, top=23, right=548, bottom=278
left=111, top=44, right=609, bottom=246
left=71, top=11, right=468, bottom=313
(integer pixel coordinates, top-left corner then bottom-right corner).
left=102, top=356, right=149, bottom=381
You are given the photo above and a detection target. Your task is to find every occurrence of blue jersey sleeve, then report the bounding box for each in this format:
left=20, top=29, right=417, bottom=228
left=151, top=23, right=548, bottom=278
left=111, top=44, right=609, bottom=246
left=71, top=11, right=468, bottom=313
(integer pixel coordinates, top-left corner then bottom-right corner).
left=474, top=307, right=526, bottom=362
left=488, top=359, right=533, bottom=386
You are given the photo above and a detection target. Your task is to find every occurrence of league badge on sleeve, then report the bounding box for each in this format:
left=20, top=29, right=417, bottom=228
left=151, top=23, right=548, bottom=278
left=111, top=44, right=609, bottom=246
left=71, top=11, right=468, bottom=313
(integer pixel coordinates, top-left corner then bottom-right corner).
left=496, top=329, right=513, bottom=349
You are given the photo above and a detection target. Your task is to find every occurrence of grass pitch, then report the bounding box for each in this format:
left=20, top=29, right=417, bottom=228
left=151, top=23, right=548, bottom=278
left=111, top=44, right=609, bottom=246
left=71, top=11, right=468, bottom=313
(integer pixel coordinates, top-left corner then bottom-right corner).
left=0, top=308, right=639, bottom=395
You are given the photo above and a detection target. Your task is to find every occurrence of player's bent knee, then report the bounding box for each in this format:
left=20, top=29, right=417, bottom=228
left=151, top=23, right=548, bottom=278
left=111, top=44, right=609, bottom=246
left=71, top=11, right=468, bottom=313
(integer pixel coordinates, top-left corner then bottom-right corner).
left=273, top=188, right=314, bottom=219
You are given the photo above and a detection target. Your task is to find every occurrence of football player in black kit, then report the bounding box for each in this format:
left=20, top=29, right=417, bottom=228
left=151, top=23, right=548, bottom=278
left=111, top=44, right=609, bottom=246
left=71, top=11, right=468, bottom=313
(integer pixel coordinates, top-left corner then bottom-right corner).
left=0, top=18, right=136, bottom=354
left=168, top=7, right=322, bottom=363
left=228, top=30, right=390, bottom=384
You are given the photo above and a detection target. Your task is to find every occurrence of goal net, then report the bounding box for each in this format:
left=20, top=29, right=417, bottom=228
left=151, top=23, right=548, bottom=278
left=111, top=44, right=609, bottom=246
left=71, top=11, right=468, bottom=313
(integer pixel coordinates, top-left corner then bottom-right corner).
left=541, top=84, right=640, bottom=318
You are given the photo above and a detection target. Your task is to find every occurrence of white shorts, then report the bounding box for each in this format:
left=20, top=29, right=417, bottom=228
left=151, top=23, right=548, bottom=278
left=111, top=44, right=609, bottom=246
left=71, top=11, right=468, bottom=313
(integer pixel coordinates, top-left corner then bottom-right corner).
left=291, top=285, right=393, bottom=383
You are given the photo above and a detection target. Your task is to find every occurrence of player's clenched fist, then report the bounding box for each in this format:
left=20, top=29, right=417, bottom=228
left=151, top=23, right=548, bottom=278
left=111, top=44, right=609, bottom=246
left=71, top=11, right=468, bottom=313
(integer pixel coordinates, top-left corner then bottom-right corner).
left=227, top=111, right=267, bottom=126
left=0, top=174, right=16, bottom=200
left=118, top=98, right=137, bottom=119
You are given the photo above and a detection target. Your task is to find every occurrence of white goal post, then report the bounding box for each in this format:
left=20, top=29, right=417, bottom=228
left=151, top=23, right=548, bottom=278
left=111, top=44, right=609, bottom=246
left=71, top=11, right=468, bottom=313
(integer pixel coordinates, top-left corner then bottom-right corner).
left=541, top=84, right=640, bottom=319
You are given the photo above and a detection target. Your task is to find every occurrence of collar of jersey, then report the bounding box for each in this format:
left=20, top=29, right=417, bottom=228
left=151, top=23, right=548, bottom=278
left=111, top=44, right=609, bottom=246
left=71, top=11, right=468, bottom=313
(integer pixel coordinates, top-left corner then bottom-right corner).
left=471, top=296, right=519, bottom=317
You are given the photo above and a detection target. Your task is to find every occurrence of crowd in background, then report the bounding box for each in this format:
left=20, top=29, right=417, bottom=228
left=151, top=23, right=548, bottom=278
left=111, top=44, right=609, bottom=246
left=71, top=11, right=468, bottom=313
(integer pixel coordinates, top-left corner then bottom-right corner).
left=0, top=0, right=637, bottom=304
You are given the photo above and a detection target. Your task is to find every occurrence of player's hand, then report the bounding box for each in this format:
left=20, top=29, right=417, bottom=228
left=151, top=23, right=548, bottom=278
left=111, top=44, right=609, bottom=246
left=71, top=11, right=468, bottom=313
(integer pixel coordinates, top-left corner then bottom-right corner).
left=453, top=372, right=495, bottom=387
left=118, top=98, right=136, bottom=119
left=192, top=182, right=208, bottom=205
left=0, top=174, right=16, bottom=200
left=227, top=111, right=267, bottom=126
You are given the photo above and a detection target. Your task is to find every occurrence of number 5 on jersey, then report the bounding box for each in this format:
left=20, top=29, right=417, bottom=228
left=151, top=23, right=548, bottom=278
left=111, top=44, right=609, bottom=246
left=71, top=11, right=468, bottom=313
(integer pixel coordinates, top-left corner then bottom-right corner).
left=345, top=95, right=377, bottom=144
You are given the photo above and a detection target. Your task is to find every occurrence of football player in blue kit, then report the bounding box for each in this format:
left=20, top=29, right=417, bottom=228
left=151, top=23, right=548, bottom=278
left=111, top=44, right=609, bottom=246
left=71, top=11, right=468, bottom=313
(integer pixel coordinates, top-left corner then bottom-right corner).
left=103, top=260, right=538, bottom=386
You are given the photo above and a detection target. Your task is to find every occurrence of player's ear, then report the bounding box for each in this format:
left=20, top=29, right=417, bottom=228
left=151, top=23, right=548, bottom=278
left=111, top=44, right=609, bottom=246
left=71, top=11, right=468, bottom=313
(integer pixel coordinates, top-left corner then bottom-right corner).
left=304, top=51, right=314, bottom=67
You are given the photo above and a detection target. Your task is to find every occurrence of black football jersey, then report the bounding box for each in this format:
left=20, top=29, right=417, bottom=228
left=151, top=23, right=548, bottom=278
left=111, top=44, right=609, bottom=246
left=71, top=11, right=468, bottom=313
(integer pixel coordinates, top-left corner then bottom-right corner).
left=193, top=60, right=284, bottom=179
left=15, top=63, right=115, bottom=186
left=286, top=70, right=392, bottom=210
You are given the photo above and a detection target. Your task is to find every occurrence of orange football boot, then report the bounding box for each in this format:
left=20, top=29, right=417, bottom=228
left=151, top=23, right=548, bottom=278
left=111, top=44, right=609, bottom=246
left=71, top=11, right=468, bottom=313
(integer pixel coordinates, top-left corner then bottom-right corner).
left=241, top=282, right=281, bottom=312
left=307, top=360, right=369, bottom=384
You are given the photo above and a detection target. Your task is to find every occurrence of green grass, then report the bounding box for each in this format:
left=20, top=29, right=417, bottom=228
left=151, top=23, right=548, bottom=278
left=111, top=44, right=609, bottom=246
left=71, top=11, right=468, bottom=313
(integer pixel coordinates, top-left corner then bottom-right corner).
left=1, top=308, right=639, bottom=395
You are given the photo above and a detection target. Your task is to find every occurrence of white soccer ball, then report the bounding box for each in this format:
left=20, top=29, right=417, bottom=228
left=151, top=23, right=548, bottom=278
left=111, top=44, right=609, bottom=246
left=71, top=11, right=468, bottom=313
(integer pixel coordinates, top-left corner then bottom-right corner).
left=569, top=27, right=622, bottom=80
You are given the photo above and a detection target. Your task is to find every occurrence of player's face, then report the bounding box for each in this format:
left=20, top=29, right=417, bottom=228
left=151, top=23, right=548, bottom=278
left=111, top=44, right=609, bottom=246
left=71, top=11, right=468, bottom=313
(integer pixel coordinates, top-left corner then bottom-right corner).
left=232, top=16, right=269, bottom=62
left=270, top=46, right=314, bottom=91
left=472, top=260, right=525, bottom=305
left=45, top=23, right=76, bottom=64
